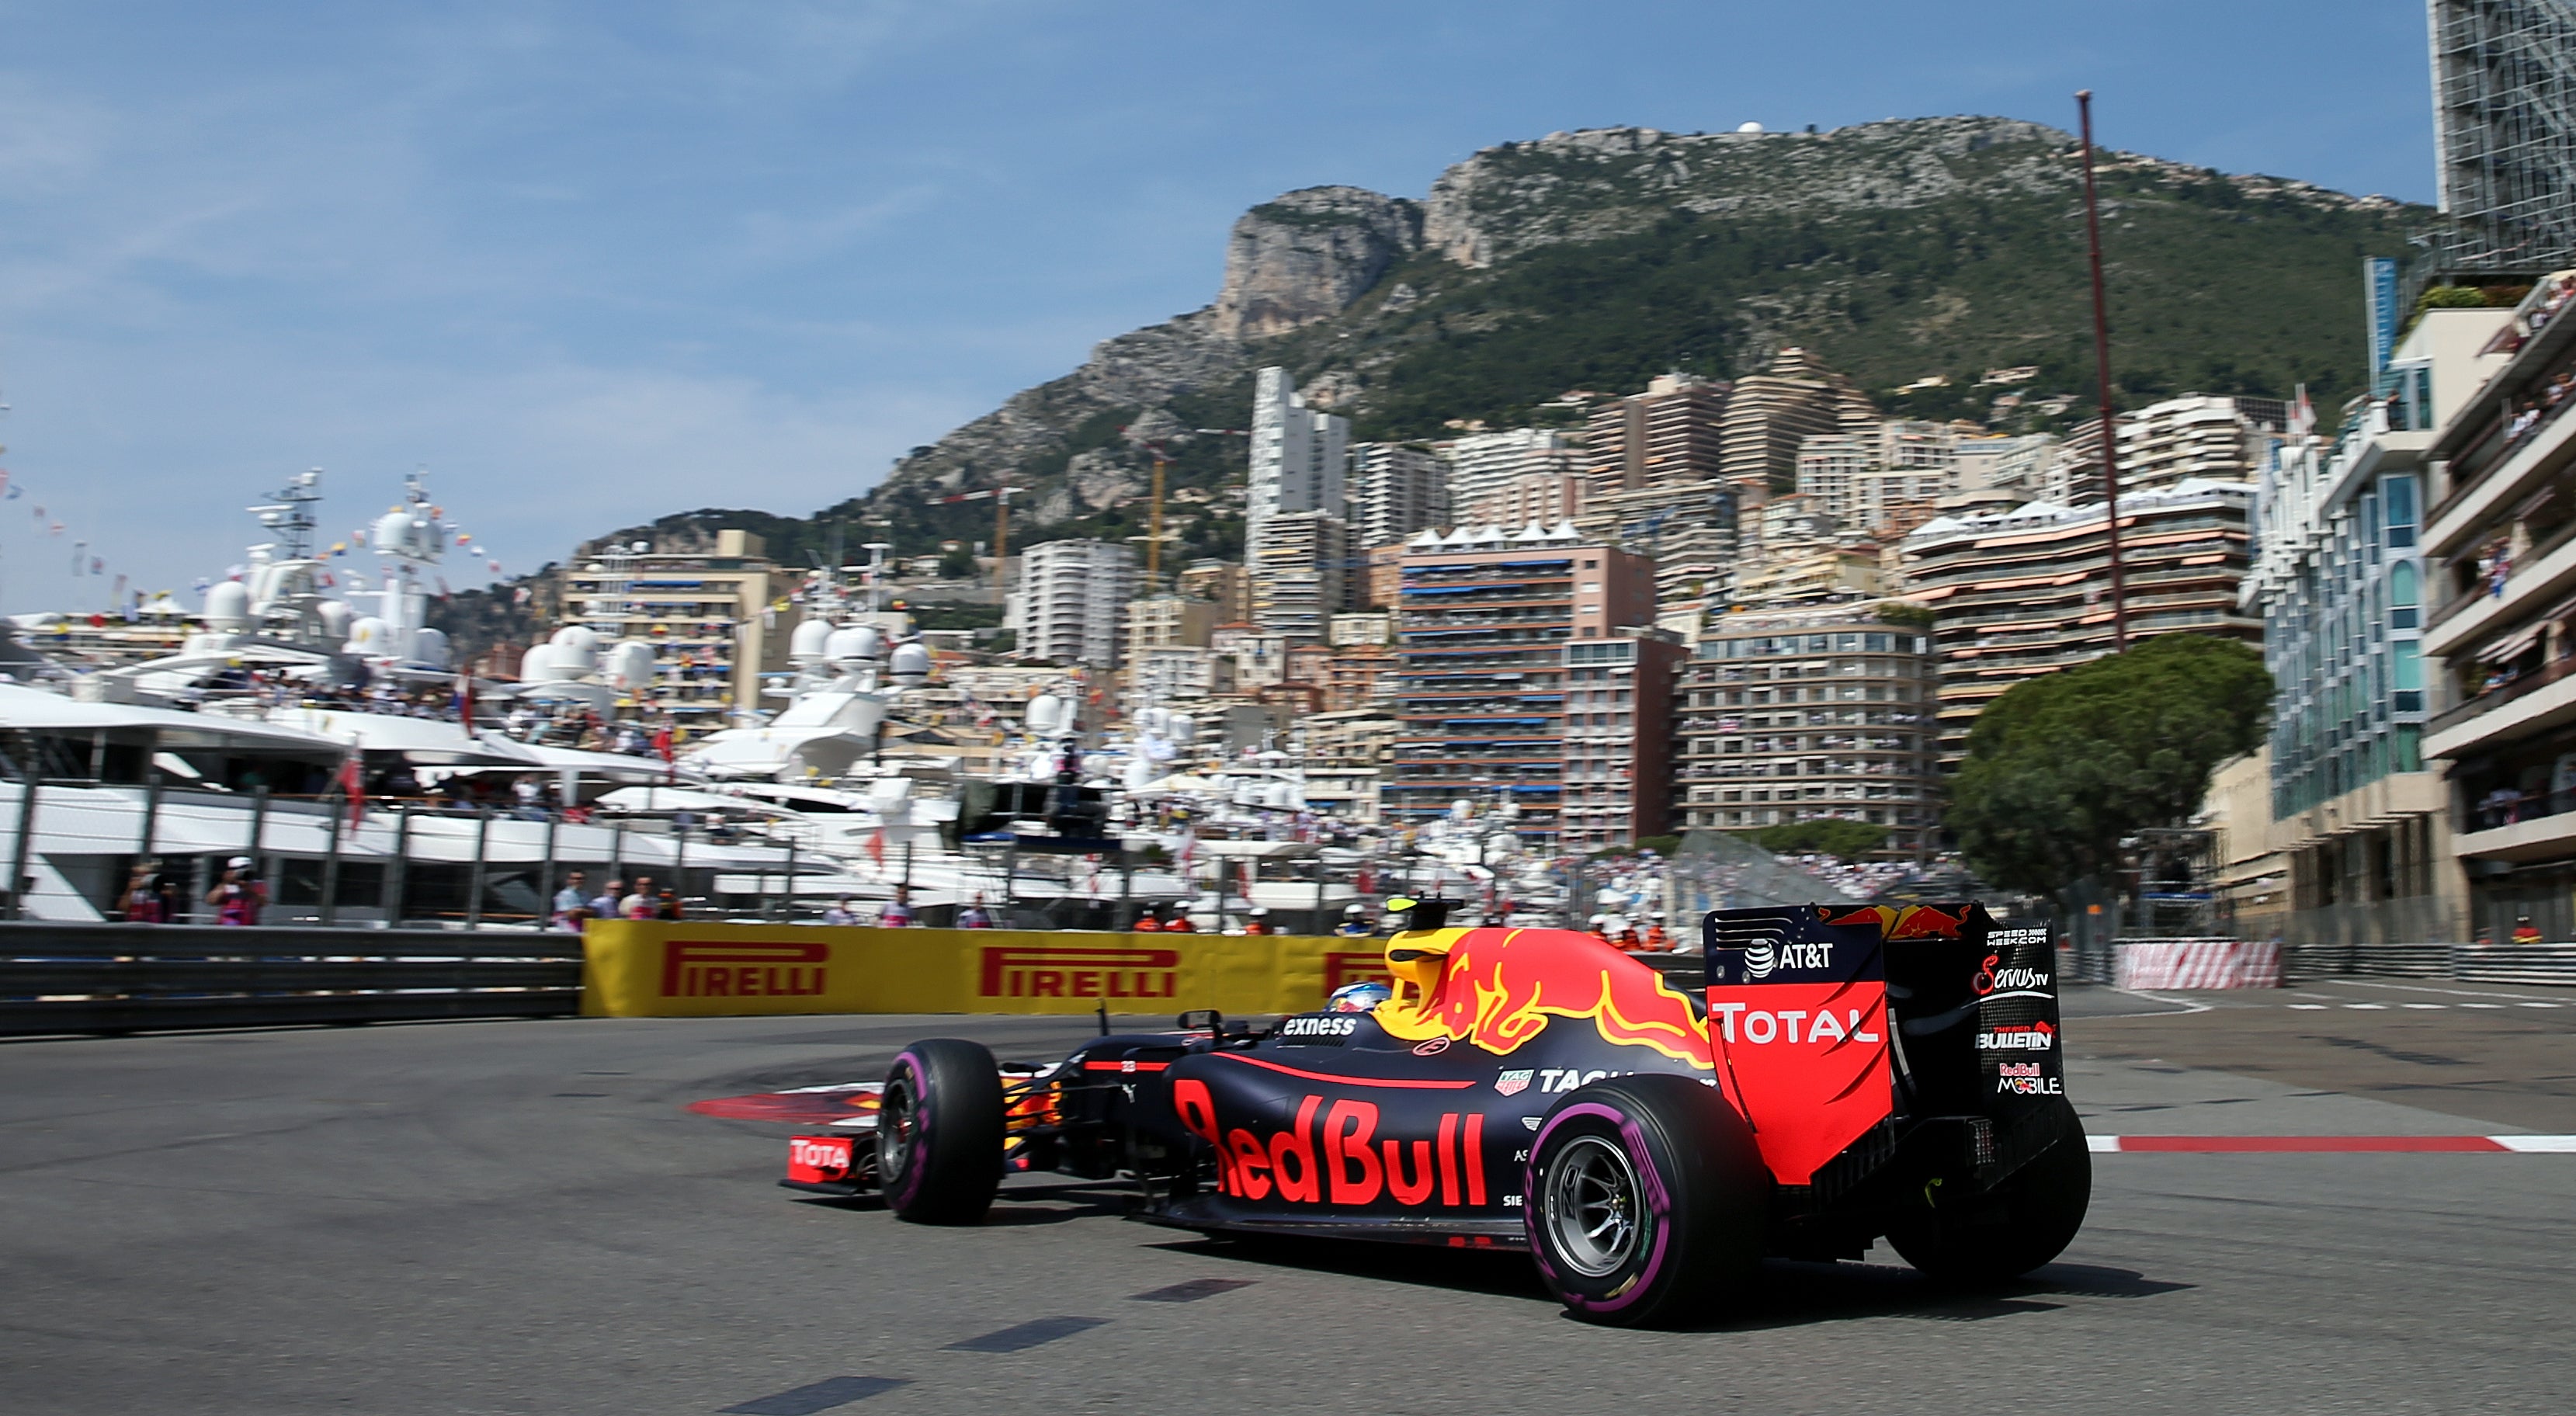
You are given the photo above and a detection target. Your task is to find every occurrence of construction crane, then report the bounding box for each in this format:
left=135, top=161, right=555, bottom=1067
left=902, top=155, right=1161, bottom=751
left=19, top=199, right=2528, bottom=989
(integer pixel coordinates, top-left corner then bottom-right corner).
left=925, top=484, right=1026, bottom=585
left=1122, top=427, right=1250, bottom=589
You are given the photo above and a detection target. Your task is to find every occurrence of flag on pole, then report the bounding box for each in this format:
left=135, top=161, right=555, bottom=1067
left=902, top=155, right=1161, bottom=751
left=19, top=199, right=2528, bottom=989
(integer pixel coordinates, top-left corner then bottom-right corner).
left=866, top=828, right=887, bottom=869
left=338, top=753, right=366, bottom=829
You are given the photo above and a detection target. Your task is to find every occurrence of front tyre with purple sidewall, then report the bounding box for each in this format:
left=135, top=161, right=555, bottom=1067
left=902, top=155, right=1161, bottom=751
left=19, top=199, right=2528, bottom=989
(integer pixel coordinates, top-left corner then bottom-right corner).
left=1523, top=1074, right=1769, bottom=1328
left=877, top=1039, right=1005, bottom=1225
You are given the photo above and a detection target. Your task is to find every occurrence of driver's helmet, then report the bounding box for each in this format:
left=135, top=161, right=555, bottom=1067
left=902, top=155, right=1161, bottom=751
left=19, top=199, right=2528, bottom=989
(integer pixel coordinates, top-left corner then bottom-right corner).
left=1324, top=980, right=1392, bottom=1014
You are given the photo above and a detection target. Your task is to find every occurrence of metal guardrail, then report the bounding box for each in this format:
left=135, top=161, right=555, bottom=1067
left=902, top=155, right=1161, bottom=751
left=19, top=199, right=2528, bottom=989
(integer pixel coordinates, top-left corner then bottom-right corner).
left=2280, top=939, right=2576, bottom=987
left=0, top=923, right=583, bottom=1036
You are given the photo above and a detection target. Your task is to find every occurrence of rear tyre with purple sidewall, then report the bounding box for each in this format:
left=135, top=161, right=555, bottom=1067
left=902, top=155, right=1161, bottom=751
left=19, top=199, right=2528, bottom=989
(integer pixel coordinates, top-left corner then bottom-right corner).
left=1523, top=1074, right=1768, bottom=1328
left=877, top=1039, right=1005, bottom=1225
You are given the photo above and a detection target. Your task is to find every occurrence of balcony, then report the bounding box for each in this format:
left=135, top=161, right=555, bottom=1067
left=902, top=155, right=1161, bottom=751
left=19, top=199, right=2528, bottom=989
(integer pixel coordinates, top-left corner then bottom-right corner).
left=2424, top=654, right=2576, bottom=760
left=2422, top=516, right=2576, bottom=658
left=2426, top=358, right=2576, bottom=559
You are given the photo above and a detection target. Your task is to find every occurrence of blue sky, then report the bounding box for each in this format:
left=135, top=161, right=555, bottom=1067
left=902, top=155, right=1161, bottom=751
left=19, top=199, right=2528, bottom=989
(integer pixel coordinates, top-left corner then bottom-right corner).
left=0, top=1, right=2435, bottom=609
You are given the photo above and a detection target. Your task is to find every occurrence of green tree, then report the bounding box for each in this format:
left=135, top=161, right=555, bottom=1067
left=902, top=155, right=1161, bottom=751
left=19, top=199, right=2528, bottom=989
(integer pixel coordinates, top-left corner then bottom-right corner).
left=1947, top=635, right=2271, bottom=900
left=1743, top=820, right=1889, bottom=859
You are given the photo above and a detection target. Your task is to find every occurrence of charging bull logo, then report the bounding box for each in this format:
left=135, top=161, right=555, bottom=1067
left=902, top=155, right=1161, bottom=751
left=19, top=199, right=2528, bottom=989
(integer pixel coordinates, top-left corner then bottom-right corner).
left=661, top=941, right=829, bottom=998
left=1367, top=927, right=1711, bottom=1067
left=1824, top=904, right=1968, bottom=940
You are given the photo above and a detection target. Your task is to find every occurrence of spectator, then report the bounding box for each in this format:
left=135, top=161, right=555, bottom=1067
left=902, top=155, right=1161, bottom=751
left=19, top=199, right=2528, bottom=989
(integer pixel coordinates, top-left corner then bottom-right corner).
left=1335, top=904, right=1373, bottom=938
left=207, top=856, right=266, bottom=925
left=590, top=877, right=623, bottom=918
left=2512, top=914, right=2544, bottom=945
left=1242, top=908, right=1272, bottom=935
left=822, top=896, right=859, bottom=926
left=120, top=862, right=165, bottom=923
left=879, top=887, right=915, bottom=928
left=1134, top=905, right=1162, bottom=932
left=1162, top=908, right=1196, bottom=934
left=620, top=876, right=658, bottom=919
left=553, top=871, right=588, bottom=931
left=956, top=894, right=994, bottom=929
left=656, top=890, right=682, bottom=921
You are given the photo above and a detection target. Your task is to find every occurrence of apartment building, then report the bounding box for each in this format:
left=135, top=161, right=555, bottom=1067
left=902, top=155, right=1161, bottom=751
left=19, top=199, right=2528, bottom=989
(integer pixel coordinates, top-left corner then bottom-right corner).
left=1672, top=606, right=1939, bottom=852
left=1446, top=429, right=1582, bottom=524
left=1174, top=560, right=1252, bottom=623
left=1794, top=422, right=1956, bottom=528
left=1380, top=524, right=1661, bottom=847
left=1248, top=509, right=1352, bottom=643
left=1248, top=366, right=1347, bottom=544
left=563, top=528, right=786, bottom=723
left=2242, top=307, right=2503, bottom=939
left=1008, top=539, right=1137, bottom=668
left=1718, top=347, right=1878, bottom=495
left=1349, top=442, right=1450, bottom=550
left=1580, top=481, right=1741, bottom=606
left=1585, top=373, right=1729, bottom=494
left=1901, top=479, right=2262, bottom=760
left=2418, top=276, right=2576, bottom=939
left=1125, top=593, right=1220, bottom=666
left=1132, top=644, right=1234, bottom=701
left=2044, top=396, right=2285, bottom=504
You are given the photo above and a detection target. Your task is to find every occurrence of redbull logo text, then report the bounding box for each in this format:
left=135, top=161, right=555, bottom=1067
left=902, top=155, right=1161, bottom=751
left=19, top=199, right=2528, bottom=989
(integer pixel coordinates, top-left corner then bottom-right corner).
left=1172, top=1080, right=1488, bottom=1210
left=1369, top=927, right=1711, bottom=1066
left=661, top=941, right=829, bottom=998
left=978, top=944, right=1179, bottom=1000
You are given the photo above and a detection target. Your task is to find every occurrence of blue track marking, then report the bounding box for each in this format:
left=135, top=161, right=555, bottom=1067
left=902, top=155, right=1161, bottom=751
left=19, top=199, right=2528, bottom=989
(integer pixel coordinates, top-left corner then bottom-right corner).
left=943, top=1316, right=1109, bottom=1352
left=720, top=1375, right=909, bottom=1414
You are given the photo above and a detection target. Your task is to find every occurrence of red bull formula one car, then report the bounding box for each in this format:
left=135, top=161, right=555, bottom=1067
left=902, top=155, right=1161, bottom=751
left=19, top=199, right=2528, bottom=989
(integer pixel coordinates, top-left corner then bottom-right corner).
left=780, top=901, right=2088, bottom=1326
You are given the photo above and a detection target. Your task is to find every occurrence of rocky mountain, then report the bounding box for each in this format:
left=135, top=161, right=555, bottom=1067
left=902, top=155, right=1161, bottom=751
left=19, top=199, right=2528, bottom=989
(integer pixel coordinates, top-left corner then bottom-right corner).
left=686, top=116, right=2428, bottom=564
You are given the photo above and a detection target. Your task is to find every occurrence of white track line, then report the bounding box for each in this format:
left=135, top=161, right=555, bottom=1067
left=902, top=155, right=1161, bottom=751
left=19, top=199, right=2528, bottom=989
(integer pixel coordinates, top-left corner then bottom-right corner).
left=2334, top=979, right=2574, bottom=1002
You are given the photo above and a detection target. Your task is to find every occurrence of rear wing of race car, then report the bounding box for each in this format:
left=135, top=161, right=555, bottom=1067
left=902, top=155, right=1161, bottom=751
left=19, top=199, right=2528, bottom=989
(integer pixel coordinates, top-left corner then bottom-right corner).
left=1699, top=904, right=2060, bottom=1189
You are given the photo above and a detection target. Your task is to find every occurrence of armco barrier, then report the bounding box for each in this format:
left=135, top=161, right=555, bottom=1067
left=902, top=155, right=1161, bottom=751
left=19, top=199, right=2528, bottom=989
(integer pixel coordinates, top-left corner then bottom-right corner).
left=579, top=921, right=1396, bottom=1019
left=2114, top=939, right=2282, bottom=990
left=0, top=922, right=582, bottom=1036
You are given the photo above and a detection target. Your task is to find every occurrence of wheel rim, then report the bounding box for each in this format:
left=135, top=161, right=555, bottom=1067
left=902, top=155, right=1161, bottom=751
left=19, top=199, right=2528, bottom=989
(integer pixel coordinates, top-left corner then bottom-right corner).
left=878, top=1077, right=917, bottom=1178
left=1544, top=1135, right=1641, bottom=1278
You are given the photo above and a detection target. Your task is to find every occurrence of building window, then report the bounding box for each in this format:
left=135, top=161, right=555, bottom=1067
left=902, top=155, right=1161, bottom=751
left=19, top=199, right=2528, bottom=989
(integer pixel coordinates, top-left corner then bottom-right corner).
left=2389, top=561, right=2419, bottom=629
left=2383, top=474, right=2418, bottom=549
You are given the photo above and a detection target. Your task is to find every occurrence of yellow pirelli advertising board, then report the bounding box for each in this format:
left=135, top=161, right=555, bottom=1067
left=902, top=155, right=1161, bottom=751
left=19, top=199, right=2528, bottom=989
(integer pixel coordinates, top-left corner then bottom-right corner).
left=578, top=921, right=1395, bottom=1019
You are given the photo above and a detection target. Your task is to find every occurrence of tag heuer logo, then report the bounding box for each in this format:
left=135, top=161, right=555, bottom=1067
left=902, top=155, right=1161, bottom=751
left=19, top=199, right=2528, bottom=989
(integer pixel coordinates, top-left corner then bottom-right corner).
left=1495, top=1069, right=1533, bottom=1096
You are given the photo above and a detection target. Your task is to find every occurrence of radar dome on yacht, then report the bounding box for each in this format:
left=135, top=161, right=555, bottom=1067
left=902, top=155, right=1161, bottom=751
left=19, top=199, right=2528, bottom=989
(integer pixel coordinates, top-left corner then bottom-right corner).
left=824, top=626, right=882, bottom=664
left=789, top=619, right=835, bottom=664
left=1026, top=692, right=1068, bottom=736
left=518, top=644, right=566, bottom=682
left=316, top=601, right=353, bottom=640
left=887, top=640, right=932, bottom=685
left=605, top=640, right=658, bottom=691
left=204, top=581, right=252, bottom=631
left=412, top=627, right=452, bottom=668
left=545, top=626, right=598, bottom=673
left=345, top=616, right=391, bottom=653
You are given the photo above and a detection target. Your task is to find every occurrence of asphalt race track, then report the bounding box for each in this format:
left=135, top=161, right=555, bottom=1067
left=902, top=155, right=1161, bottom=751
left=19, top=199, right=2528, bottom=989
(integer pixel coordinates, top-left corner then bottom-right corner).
left=4, top=980, right=2571, bottom=1415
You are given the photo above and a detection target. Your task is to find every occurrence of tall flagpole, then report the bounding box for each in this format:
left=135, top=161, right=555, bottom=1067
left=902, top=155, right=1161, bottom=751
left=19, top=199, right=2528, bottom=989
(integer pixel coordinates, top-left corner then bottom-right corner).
left=2078, top=90, right=2129, bottom=653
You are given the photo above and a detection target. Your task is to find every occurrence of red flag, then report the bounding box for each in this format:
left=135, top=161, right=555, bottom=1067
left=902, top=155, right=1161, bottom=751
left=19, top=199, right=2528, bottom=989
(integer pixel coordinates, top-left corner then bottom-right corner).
left=866, top=828, right=887, bottom=868
left=338, top=754, right=365, bottom=828
left=651, top=725, right=676, bottom=784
